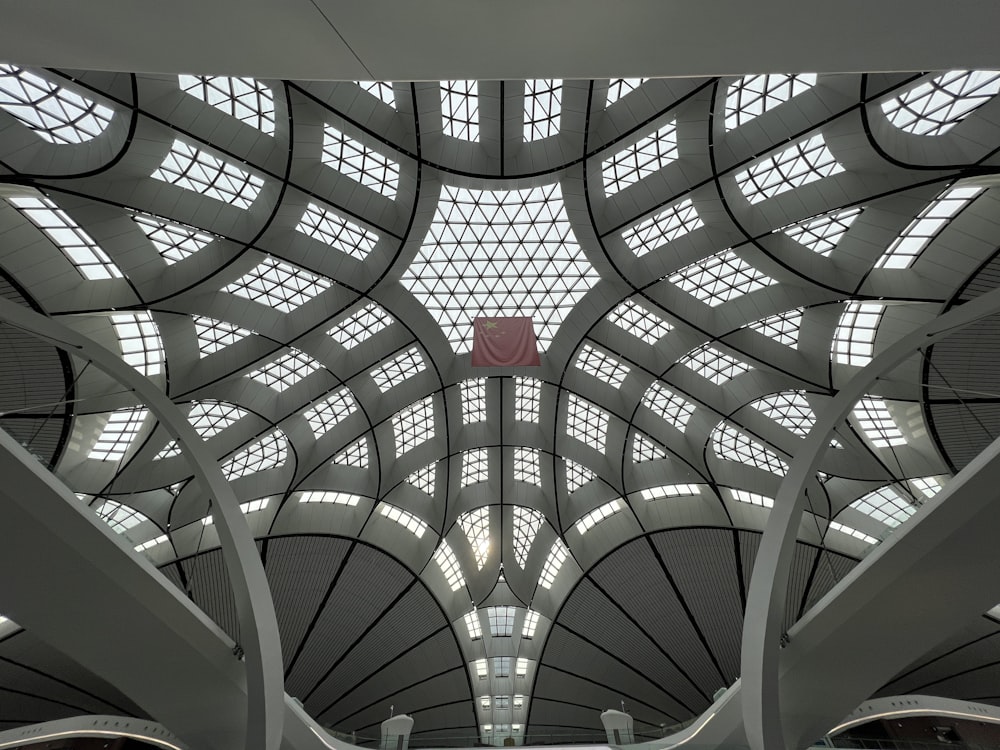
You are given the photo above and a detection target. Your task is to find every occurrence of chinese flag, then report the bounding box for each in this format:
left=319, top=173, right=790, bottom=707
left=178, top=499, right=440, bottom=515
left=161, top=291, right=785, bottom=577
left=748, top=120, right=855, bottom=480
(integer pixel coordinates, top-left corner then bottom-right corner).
left=471, top=317, right=541, bottom=367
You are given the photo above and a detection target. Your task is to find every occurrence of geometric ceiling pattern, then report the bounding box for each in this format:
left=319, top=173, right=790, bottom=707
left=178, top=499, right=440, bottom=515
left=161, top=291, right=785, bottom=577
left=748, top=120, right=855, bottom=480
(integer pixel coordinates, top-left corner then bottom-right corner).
left=2, top=68, right=1000, bottom=746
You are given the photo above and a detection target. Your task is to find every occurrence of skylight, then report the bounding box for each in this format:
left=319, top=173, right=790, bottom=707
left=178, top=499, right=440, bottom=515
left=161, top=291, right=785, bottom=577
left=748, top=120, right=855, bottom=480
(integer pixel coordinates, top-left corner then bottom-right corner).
left=462, top=448, right=489, bottom=487
left=111, top=312, right=164, bottom=377
left=724, top=74, right=817, bottom=130
left=564, top=459, right=595, bottom=493
left=493, top=656, right=512, bottom=678
left=393, top=396, right=435, bottom=455
left=178, top=75, right=275, bottom=135
left=299, top=491, right=361, bottom=506
left=8, top=195, right=123, bottom=280
left=642, top=382, right=696, bottom=430
left=850, top=485, right=915, bottom=527
left=513, top=447, right=541, bottom=485
left=487, top=606, right=516, bottom=636
left=853, top=396, right=906, bottom=447
left=248, top=348, right=320, bottom=392
left=575, top=344, right=630, bottom=387
left=566, top=394, right=609, bottom=451
left=0, top=64, right=114, bottom=144
left=882, top=70, right=1000, bottom=136
left=327, top=302, right=393, bottom=349
left=679, top=344, right=753, bottom=384
left=379, top=502, right=428, bottom=538
left=152, top=140, right=264, bottom=209
left=295, top=203, right=379, bottom=261
left=459, top=507, right=491, bottom=569
left=780, top=207, right=862, bottom=256
left=832, top=302, right=884, bottom=365
left=522, top=609, right=540, bottom=638
left=402, top=183, right=597, bottom=353
left=193, top=316, right=253, bottom=356
left=133, top=214, right=215, bottom=264
left=333, top=437, right=368, bottom=468
left=322, top=125, right=399, bottom=200
left=434, top=540, right=466, bottom=590
left=524, top=79, right=562, bottom=141
left=303, top=388, right=357, bottom=437
left=607, top=300, right=672, bottom=343
left=134, top=535, right=169, bottom=553
left=357, top=81, right=395, bottom=108
left=222, top=431, right=287, bottom=480
left=188, top=400, right=249, bottom=437
left=202, top=497, right=270, bottom=526
left=89, top=408, right=148, bottom=460
left=747, top=309, right=803, bottom=348
left=712, top=422, right=789, bottom=474
left=370, top=347, right=426, bottom=392
left=515, top=377, right=541, bottom=423
left=474, top=659, right=488, bottom=679
left=465, top=610, right=483, bottom=639
left=735, top=134, right=844, bottom=204
left=441, top=80, right=479, bottom=141
left=575, top=499, right=623, bottom=534
left=669, top=249, right=776, bottom=306
left=408, top=463, right=437, bottom=495
left=828, top=520, right=878, bottom=545
left=223, top=257, right=331, bottom=312
left=641, top=484, right=701, bottom=500
left=538, top=537, right=569, bottom=589
left=621, top=199, right=703, bottom=257
left=632, top=431, right=667, bottom=462
left=94, top=499, right=151, bottom=534
left=512, top=506, right=545, bottom=568
left=752, top=391, right=816, bottom=437
left=606, top=78, right=648, bottom=107
left=730, top=489, right=774, bottom=508
left=516, top=658, right=529, bottom=677
left=876, top=185, right=982, bottom=269
left=462, top=379, right=487, bottom=424
left=602, top=121, right=678, bottom=195
left=911, top=476, right=943, bottom=498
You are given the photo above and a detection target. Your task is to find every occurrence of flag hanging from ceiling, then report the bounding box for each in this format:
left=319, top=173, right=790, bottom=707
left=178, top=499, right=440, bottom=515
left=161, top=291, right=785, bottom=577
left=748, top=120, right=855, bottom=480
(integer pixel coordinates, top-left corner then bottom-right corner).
left=471, top=317, right=541, bottom=367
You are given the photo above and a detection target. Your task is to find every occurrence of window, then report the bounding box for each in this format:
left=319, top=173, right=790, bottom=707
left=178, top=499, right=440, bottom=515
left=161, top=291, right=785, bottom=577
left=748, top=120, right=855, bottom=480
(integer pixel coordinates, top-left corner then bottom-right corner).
left=724, top=74, right=817, bottom=130
left=828, top=520, right=878, bottom=545
left=513, top=447, right=541, bottom=485
left=538, top=537, right=569, bottom=589
left=730, top=489, right=774, bottom=508
left=178, top=75, right=274, bottom=134
left=248, top=349, right=320, bottom=392
left=606, top=78, right=648, bottom=107
left=850, top=485, right=915, bottom=527
left=370, top=347, right=425, bottom=392
left=135, top=535, right=169, bottom=553
left=515, top=377, right=541, bottom=423
left=911, top=476, right=943, bottom=498
left=332, top=437, right=368, bottom=468
left=512, top=506, right=545, bottom=568
left=322, top=125, right=399, bottom=199
left=303, top=389, right=358, bottom=437
left=642, top=382, right=695, bottom=430
left=735, top=134, right=844, bottom=204
left=152, top=140, right=264, bottom=209
left=188, top=400, right=249, bottom=437
left=493, top=696, right=511, bottom=710
left=607, top=300, right=672, bottom=343
left=564, top=459, right=595, bottom=493
left=458, top=506, right=491, bottom=569
left=669, top=249, right=776, bottom=307
left=747, top=309, right=803, bottom=348
left=299, top=491, right=361, bottom=506
left=408, top=463, right=437, bottom=495
left=401, top=183, right=597, bottom=353
left=602, top=120, right=678, bottom=195
left=712, top=422, right=789, bottom=475
left=522, top=610, right=540, bottom=638
left=462, top=379, right=487, bottom=424
left=524, top=79, right=562, bottom=141
left=882, top=70, right=1000, bottom=136
left=393, top=397, right=435, bottom=455
left=0, top=64, right=114, bottom=144
left=222, top=431, right=287, bottom=480
left=134, top=214, right=215, bottom=264
left=465, top=611, right=483, bottom=639
left=853, top=397, right=906, bottom=447
left=223, top=257, right=331, bottom=312
left=434, top=540, right=466, bottom=591
left=441, top=80, right=479, bottom=141
left=111, top=312, right=164, bottom=376
left=357, top=81, right=395, bottom=108
left=566, top=394, right=609, bottom=451
left=8, top=195, right=122, bottom=280
left=193, top=316, right=253, bottom=356
left=641, top=484, right=701, bottom=500
left=295, top=203, right=379, bottom=261
left=877, top=186, right=982, bottom=269
left=575, top=499, right=623, bottom=534
left=632, top=431, right=667, bottom=463
left=487, top=606, right=516, bottom=636
left=474, top=659, right=488, bottom=679
left=461, top=448, right=490, bottom=487
left=492, top=657, right=512, bottom=679
left=679, top=344, right=753, bottom=384
left=94, top=500, right=151, bottom=533
left=752, top=391, right=816, bottom=437
left=621, top=199, right=703, bottom=257
left=780, top=207, right=862, bottom=257
left=832, top=302, right=884, bottom=365
left=89, top=408, right=148, bottom=461
left=327, top=302, right=393, bottom=349
left=379, top=503, right=427, bottom=538
left=575, top=344, right=630, bottom=388
left=202, top=497, right=270, bottom=526
left=515, top=658, right=529, bottom=677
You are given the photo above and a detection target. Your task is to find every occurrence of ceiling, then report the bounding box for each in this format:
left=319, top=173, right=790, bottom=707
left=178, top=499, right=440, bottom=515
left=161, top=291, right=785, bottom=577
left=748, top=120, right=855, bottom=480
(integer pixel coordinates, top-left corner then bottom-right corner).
left=1, top=65, right=1000, bottom=747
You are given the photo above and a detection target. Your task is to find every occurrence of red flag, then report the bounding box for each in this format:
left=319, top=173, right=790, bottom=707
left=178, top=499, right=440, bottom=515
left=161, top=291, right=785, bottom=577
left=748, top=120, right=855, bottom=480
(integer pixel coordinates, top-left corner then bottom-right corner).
left=471, top=317, right=541, bottom=367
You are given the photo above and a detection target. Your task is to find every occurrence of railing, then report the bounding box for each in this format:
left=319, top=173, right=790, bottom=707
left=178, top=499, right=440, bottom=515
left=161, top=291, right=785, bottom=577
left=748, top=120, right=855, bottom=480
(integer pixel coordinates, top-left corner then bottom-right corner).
left=825, top=737, right=998, bottom=750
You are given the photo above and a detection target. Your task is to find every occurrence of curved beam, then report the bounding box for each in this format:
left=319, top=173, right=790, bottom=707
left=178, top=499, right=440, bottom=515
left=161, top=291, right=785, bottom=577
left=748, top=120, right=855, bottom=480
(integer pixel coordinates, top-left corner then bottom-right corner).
left=0, top=715, right=189, bottom=750
left=0, top=297, right=283, bottom=750
left=741, top=284, right=1000, bottom=750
